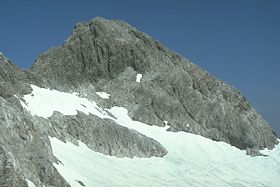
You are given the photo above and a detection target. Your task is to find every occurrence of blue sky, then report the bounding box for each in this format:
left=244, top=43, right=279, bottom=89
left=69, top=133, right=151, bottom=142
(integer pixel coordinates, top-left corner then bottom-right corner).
left=0, top=0, right=279, bottom=135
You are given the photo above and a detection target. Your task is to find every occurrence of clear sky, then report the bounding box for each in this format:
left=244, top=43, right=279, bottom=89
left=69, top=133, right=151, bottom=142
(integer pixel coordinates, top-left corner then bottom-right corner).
left=0, top=0, right=279, bottom=135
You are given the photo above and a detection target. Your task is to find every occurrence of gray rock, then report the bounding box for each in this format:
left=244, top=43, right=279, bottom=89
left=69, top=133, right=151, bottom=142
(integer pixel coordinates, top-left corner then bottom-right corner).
left=0, top=95, right=70, bottom=187
left=0, top=53, right=38, bottom=98
left=0, top=146, right=27, bottom=187
left=246, top=147, right=267, bottom=157
left=31, top=17, right=278, bottom=150
left=49, top=111, right=167, bottom=158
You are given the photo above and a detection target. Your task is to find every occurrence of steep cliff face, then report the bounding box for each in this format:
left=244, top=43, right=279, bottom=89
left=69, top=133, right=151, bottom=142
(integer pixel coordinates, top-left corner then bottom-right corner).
left=0, top=17, right=279, bottom=186
left=31, top=17, right=278, bottom=150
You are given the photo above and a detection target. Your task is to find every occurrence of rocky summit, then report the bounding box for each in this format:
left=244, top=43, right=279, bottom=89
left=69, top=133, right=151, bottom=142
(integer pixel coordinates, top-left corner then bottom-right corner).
left=0, top=17, right=279, bottom=187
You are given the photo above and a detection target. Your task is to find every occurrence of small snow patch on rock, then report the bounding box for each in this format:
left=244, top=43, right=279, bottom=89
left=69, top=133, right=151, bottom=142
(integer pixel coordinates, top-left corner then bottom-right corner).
left=136, top=74, right=142, bottom=83
left=72, top=92, right=79, bottom=96
left=26, top=179, right=36, bottom=187
left=96, top=92, right=110, bottom=99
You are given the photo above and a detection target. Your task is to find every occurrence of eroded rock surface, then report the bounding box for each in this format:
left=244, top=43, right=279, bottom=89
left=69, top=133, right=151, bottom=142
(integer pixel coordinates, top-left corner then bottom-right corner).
left=31, top=17, right=278, bottom=150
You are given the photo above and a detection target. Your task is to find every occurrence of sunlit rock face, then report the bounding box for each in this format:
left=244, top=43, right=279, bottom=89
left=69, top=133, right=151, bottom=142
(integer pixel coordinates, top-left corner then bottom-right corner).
left=31, top=17, right=278, bottom=150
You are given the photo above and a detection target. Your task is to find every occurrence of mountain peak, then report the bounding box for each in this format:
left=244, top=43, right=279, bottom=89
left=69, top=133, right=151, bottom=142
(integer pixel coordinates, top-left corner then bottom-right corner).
left=1, top=17, right=279, bottom=187
left=71, top=16, right=137, bottom=45
left=30, top=17, right=278, bottom=150
left=32, top=17, right=171, bottom=88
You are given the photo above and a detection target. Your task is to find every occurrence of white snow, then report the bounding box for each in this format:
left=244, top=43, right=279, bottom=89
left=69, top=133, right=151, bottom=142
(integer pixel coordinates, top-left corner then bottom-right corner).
left=136, top=74, right=142, bottom=83
left=26, top=179, right=36, bottom=187
left=19, top=85, right=110, bottom=119
left=72, top=92, right=79, bottom=96
left=96, top=91, right=110, bottom=99
left=19, top=85, right=280, bottom=186
left=50, top=133, right=280, bottom=187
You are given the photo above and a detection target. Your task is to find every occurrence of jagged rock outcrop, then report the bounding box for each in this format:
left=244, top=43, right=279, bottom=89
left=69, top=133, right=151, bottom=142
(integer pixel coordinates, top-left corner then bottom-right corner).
left=0, top=53, right=39, bottom=99
left=49, top=111, right=167, bottom=158
left=0, top=17, right=278, bottom=186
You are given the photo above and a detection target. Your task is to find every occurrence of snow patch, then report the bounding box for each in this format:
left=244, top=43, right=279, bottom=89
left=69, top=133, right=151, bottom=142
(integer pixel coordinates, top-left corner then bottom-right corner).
left=72, top=92, right=79, bottom=96
left=260, top=147, right=275, bottom=156
left=96, top=92, right=110, bottom=99
left=19, top=85, right=110, bottom=119
left=26, top=179, right=36, bottom=187
left=136, top=74, right=142, bottom=83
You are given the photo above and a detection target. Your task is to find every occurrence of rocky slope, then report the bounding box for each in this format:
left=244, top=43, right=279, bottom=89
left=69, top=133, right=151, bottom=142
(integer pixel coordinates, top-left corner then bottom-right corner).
left=0, top=17, right=279, bottom=186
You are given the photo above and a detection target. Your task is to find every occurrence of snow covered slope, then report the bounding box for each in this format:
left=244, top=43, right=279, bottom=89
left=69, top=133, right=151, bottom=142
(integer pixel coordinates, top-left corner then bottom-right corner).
left=19, top=85, right=280, bottom=187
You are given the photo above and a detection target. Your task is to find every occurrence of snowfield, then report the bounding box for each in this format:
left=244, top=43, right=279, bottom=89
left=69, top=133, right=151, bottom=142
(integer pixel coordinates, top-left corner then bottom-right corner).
left=19, top=85, right=280, bottom=187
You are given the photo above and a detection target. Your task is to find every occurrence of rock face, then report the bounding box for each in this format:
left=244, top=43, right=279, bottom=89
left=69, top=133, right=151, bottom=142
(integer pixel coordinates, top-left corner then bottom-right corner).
left=0, top=17, right=278, bottom=186
left=0, top=54, right=34, bottom=98
left=49, top=112, right=167, bottom=158
left=31, top=17, right=278, bottom=150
